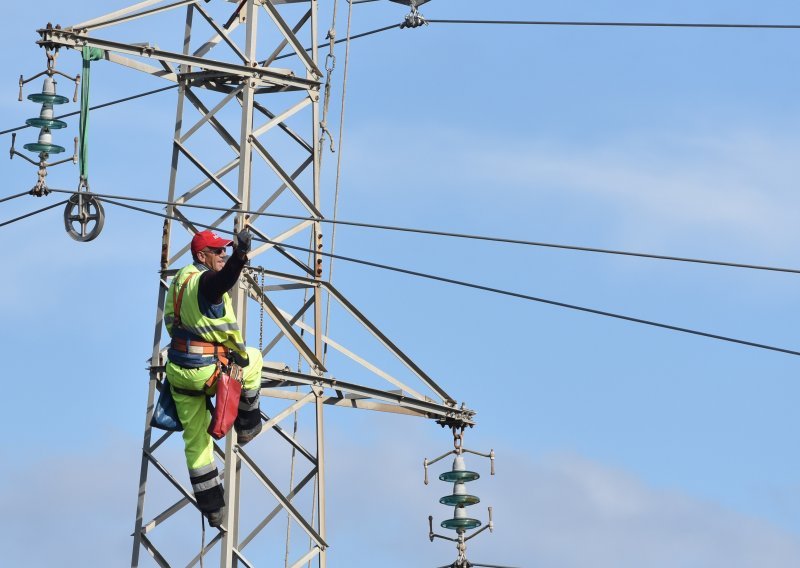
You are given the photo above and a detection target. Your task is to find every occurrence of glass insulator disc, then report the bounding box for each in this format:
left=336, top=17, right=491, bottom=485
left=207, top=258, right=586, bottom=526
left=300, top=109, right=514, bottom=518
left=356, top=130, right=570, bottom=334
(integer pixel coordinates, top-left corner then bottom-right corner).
left=24, top=142, right=65, bottom=154
left=25, top=118, right=67, bottom=129
left=439, top=494, right=480, bottom=507
left=439, top=470, right=480, bottom=483
left=28, top=93, right=70, bottom=105
left=441, top=518, right=482, bottom=531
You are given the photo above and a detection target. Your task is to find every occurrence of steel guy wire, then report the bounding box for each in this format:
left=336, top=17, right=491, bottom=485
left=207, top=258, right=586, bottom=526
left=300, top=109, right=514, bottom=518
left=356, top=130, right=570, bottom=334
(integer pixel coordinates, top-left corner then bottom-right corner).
left=0, top=199, right=69, bottom=229
left=426, top=19, right=800, bottom=30
left=39, top=187, right=800, bottom=275
left=95, top=196, right=800, bottom=358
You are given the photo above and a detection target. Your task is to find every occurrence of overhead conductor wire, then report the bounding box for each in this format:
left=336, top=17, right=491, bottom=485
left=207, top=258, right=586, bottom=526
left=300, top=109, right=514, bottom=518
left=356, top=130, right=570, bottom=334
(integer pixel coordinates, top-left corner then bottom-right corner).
left=0, top=191, right=31, bottom=204
left=39, top=188, right=800, bottom=276
left=4, top=17, right=790, bottom=135
left=0, top=199, right=69, bottom=228
left=1, top=22, right=396, bottom=136
left=425, top=19, right=800, bottom=30
left=5, top=14, right=798, bottom=353
left=3, top=16, right=797, bottom=137
left=93, top=196, right=800, bottom=358
left=0, top=85, right=177, bottom=136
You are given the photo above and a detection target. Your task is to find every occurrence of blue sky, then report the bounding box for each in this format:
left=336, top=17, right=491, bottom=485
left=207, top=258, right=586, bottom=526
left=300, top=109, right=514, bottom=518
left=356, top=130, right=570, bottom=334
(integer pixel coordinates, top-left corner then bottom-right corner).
left=3, top=1, right=800, bottom=566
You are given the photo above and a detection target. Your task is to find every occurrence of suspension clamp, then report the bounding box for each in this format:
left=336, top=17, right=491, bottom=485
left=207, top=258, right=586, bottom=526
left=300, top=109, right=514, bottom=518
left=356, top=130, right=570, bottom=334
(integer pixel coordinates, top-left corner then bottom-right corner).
left=401, top=7, right=428, bottom=29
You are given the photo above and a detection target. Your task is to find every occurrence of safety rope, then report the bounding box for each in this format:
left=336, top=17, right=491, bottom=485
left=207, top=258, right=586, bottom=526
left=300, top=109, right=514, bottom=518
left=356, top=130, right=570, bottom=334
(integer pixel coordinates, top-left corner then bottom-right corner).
left=322, top=0, right=355, bottom=364
left=307, top=479, right=317, bottom=568
left=283, top=378, right=301, bottom=568
left=78, top=46, right=104, bottom=188
left=199, top=515, right=206, bottom=568
left=284, top=231, right=317, bottom=567
left=284, top=1, right=346, bottom=560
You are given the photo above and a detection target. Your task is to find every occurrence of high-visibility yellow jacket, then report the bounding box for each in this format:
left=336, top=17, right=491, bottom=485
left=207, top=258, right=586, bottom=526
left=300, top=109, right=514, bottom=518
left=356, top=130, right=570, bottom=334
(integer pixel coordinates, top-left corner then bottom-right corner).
left=165, top=264, right=246, bottom=364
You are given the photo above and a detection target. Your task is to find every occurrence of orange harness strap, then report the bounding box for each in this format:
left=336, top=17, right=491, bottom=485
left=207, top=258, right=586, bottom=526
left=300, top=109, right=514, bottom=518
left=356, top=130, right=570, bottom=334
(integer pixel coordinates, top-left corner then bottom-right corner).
left=170, top=270, right=229, bottom=390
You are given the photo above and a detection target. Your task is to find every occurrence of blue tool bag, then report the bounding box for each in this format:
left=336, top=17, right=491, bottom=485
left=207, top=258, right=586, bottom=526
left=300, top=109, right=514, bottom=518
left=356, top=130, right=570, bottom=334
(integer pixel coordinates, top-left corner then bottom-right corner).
left=151, top=379, right=183, bottom=432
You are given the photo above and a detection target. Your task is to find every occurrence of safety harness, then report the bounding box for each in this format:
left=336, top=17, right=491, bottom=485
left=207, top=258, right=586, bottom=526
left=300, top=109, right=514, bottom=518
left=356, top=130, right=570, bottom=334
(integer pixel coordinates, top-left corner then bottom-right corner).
left=169, top=271, right=230, bottom=397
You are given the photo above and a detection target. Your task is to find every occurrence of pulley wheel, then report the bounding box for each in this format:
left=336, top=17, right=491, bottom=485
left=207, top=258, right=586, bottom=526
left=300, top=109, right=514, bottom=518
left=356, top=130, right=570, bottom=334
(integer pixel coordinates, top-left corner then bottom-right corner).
left=64, top=193, right=105, bottom=242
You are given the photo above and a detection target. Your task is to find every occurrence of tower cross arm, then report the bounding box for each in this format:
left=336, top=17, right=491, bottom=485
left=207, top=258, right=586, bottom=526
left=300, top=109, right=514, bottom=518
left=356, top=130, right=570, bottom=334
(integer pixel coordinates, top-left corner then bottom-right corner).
left=36, top=27, right=320, bottom=91
left=261, top=366, right=477, bottom=428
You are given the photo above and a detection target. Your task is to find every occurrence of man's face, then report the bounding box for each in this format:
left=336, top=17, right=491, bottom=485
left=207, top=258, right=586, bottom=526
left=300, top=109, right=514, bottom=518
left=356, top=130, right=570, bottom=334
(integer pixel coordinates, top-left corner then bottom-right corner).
left=197, top=246, right=227, bottom=272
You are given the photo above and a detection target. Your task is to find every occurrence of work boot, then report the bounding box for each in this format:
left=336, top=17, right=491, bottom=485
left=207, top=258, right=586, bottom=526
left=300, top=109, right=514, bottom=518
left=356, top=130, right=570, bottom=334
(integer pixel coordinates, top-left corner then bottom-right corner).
left=236, top=421, right=262, bottom=446
left=206, top=509, right=224, bottom=528
left=235, top=388, right=262, bottom=445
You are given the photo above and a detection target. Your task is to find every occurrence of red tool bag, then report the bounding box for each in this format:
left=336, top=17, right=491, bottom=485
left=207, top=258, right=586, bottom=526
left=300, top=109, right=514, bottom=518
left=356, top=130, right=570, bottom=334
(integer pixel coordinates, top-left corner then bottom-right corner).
left=208, top=362, right=242, bottom=440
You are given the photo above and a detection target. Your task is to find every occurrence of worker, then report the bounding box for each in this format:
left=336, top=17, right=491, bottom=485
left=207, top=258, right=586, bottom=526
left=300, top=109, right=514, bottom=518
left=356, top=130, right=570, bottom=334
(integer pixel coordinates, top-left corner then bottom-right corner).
left=164, top=228, right=263, bottom=528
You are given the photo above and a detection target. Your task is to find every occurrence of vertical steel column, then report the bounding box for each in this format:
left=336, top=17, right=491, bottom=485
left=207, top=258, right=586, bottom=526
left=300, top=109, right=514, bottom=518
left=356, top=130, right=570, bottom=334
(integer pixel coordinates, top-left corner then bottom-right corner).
left=221, top=1, right=259, bottom=565
left=131, top=6, right=194, bottom=567
left=309, top=1, right=327, bottom=565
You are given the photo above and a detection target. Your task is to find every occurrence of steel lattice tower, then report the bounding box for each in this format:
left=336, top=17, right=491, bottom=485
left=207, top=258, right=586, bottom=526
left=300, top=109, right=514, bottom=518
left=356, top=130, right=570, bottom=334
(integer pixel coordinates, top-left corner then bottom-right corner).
left=32, top=1, right=473, bottom=566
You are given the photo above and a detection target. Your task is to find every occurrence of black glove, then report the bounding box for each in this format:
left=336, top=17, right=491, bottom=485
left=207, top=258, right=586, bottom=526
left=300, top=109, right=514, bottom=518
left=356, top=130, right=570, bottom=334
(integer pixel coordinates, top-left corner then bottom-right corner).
left=235, top=228, right=252, bottom=257
left=231, top=350, right=250, bottom=368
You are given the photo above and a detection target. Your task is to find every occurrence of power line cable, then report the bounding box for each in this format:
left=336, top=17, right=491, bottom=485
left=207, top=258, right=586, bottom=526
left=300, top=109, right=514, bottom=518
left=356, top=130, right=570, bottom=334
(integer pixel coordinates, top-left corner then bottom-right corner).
left=0, top=191, right=31, bottom=205
left=40, top=187, right=800, bottom=275
left=3, top=17, right=792, bottom=137
left=268, top=241, right=800, bottom=358
left=0, top=199, right=68, bottom=229
left=426, top=19, right=800, bottom=30
left=2, top=17, right=789, bottom=135
left=95, top=197, right=800, bottom=358
left=2, top=22, right=396, bottom=136
left=1, top=85, right=178, bottom=137
left=274, top=23, right=400, bottom=61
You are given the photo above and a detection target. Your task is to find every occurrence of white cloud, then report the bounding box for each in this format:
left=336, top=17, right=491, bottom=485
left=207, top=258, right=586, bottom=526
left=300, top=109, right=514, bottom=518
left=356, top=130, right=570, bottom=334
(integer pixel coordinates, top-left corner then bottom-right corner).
left=323, top=421, right=800, bottom=568
left=480, top=452, right=800, bottom=568
left=474, top=133, right=798, bottom=238
left=2, top=425, right=799, bottom=567
left=344, top=123, right=800, bottom=251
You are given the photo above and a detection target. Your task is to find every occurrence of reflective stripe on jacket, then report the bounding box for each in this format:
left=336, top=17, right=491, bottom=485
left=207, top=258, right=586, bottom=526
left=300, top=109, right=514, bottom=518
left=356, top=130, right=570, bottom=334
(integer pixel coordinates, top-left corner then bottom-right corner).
left=165, top=264, right=246, bottom=358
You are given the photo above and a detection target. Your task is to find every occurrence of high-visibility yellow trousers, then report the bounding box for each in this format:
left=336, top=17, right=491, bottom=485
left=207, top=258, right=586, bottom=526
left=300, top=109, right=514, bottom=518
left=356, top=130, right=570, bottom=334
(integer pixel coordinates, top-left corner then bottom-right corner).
left=166, top=347, right=263, bottom=513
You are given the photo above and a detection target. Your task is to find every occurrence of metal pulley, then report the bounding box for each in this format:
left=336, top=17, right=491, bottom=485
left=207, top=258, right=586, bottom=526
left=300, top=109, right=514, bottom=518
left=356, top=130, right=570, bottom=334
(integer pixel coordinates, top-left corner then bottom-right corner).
left=64, top=191, right=105, bottom=242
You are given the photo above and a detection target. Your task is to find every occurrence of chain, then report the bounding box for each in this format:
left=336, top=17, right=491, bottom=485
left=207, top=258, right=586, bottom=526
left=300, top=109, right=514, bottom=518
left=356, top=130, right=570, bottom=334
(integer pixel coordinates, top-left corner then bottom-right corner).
left=452, top=426, right=464, bottom=453
left=31, top=163, right=49, bottom=197
left=259, top=270, right=265, bottom=351
left=46, top=49, right=58, bottom=73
